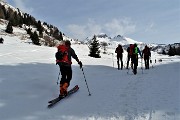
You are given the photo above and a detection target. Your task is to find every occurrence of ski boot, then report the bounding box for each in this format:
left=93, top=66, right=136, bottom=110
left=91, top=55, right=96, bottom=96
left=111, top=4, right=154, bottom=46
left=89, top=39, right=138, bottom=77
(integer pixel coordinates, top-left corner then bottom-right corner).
left=133, top=69, right=137, bottom=75
left=59, top=83, right=68, bottom=97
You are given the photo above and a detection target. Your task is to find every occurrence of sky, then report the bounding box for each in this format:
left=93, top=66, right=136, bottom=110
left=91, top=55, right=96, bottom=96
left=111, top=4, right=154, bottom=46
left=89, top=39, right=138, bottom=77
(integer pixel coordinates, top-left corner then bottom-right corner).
left=4, top=0, right=180, bottom=44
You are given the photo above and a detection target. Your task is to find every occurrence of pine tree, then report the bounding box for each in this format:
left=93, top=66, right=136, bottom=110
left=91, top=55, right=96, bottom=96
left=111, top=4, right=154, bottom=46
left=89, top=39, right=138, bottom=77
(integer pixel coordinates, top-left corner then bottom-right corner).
left=30, top=31, right=40, bottom=45
left=5, top=21, right=13, bottom=33
left=0, top=4, right=5, bottom=19
left=88, top=35, right=101, bottom=58
left=37, top=20, right=44, bottom=36
left=26, top=28, right=32, bottom=35
left=59, top=31, right=63, bottom=41
left=173, top=46, right=177, bottom=55
left=168, top=45, right=174, bottom=56
left=176, top=47, right=180, bottom=55
left=53, top=28, right=63, bottom=40
left=162, top=50, right=166, bottom=55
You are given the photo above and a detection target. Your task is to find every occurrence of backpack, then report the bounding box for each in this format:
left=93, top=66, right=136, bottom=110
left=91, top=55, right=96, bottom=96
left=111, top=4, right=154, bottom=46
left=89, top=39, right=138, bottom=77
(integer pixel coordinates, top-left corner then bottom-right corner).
left=129, top=44, right=134, bottom=55
left=115, top=45, right=123, bottom=54
left=55, top=44, right=69, bottom=63
left=143, top=47, right=150, bottom=55
left=133, top=47, right=138, bottom=55
left=55, top=51, right=64, bottom=60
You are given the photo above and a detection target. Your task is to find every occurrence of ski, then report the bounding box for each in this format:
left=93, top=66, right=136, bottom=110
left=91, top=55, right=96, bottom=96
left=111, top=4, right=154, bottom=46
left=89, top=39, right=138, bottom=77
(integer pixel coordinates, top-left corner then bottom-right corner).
left=48, top=85, right=79, bottom=108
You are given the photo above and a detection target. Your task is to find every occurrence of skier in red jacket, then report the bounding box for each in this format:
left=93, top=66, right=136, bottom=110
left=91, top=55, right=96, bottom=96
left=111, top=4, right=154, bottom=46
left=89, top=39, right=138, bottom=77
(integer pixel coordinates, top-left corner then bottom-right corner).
left=56, top=40, right=82, bottom=97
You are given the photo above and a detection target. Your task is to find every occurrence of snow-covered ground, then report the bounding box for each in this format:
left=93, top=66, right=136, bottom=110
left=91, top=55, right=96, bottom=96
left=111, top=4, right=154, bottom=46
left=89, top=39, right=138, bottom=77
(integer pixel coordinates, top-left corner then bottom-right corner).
left=0, top=36, right=180, bottom=120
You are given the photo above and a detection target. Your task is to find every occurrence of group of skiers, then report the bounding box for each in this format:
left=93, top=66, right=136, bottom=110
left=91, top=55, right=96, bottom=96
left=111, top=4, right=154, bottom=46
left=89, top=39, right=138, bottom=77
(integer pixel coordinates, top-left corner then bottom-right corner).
left=55, top=40, right=151, bottom=97
left=115, top=43, right=151, bottom=74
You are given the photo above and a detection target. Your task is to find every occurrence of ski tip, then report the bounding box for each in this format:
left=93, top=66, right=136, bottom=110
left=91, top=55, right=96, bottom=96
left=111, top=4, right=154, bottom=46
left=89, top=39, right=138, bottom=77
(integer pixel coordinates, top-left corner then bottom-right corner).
left=75, top=85, right=79, bottom=89
left=47, top=105, right=52, bottom=108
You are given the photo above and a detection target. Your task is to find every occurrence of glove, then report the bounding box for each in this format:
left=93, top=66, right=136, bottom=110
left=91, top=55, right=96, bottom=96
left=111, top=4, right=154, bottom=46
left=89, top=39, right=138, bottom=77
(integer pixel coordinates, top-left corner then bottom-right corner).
left=78, top=61, right=83, bottom=69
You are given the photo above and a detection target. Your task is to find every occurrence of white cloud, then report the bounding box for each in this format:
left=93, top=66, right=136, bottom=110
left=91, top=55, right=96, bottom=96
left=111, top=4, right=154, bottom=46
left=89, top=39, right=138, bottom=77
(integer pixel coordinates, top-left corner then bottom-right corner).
left=104, top=18, right=136, bottom=37
left=67, top=24, right=87, bottom=40
left=66, top=18, right=136, bottom=40
left=12, top=0, right=33, bottom=14
left=67, top=19, right=102, bottom=40
left=145, top=22, right=155, bottom=32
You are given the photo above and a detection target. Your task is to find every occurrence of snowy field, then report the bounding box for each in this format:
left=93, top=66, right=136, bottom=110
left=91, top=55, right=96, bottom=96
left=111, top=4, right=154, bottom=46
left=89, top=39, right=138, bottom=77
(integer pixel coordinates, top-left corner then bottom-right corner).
left=0, top=36, right=180, bottom=120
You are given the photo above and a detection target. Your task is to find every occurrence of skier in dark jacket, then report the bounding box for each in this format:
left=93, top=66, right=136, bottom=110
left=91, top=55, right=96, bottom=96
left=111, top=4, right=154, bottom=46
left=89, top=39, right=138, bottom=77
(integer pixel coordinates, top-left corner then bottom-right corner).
left=142, top=45, right=151, bottom=69
left=56, top=40, right=82, bottom=97
left=131, top=43, right=142, bottom=74
left=115, top=44, right=124, bottom=70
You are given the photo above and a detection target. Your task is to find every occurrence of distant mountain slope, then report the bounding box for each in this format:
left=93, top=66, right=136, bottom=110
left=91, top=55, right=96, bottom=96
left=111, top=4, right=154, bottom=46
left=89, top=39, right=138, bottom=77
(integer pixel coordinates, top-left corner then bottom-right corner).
left=0, top=1, right=67, bottom=46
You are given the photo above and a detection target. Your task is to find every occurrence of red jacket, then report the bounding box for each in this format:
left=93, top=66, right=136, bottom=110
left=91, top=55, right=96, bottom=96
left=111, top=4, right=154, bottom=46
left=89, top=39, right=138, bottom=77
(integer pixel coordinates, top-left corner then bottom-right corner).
left=56, top=45, right=79, bottom=65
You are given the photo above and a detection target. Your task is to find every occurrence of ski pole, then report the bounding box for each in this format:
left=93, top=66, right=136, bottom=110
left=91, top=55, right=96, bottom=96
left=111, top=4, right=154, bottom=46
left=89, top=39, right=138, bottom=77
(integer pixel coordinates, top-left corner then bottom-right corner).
left=112, top=53, right=114, bottom=68
left=141, top=58, right=143, bottom=74
left=56, top=70, right=60, bottom=85
left=150, top=59, right=153, bottom=68
left=126, top=55, right=129, bottom=74
left=81, top=67, right=91, bottom=96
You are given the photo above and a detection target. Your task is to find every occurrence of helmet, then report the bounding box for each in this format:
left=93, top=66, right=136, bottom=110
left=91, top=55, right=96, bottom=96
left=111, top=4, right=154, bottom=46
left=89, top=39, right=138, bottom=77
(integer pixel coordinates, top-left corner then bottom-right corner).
left=65, top=40, right=71, bottom=46
left=134, top=43, right=137, bottom=47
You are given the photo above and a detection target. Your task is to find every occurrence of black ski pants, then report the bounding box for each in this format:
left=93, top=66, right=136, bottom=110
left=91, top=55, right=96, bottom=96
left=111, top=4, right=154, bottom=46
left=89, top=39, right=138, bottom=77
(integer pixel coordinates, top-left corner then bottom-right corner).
left=59, top=65, right=72, bottom=86
left=131, top=54, right=138, bottom=73
left=117, top=54, right=123, bottom=69
left=126, top=54, right=131, bottom=69
left=144, top=55, right=150, bottom=69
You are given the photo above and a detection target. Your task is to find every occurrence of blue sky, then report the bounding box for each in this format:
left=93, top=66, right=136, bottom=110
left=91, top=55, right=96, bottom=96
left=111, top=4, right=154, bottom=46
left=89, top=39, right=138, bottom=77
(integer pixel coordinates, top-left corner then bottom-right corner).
left=5, top=0, right=180, bottom=44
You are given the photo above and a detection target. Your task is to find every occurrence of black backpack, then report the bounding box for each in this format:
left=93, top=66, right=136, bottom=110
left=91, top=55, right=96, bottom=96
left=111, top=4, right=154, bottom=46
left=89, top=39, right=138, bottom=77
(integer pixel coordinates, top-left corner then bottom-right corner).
left=55, top=51, right=64, bottom=60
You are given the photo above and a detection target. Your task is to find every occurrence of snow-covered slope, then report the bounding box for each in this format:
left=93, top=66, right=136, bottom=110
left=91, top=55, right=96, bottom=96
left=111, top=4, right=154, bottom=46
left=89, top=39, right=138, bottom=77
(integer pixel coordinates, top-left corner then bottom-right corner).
left=0, top=31, right=180, bottom=120
left=111, top=35, right=142, bottom=45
